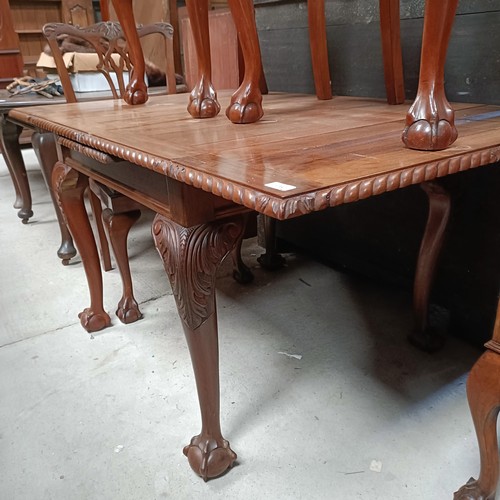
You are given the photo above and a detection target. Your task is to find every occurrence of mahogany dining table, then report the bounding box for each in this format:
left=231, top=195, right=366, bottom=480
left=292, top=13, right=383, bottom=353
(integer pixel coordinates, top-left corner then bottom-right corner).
left=8, top=91, right=500, bottom=496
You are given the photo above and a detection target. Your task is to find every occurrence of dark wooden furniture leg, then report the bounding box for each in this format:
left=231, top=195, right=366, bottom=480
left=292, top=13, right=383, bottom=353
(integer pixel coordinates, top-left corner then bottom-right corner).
left=31, top=131, right=77, bottom=265
left=226, top=0, right=264, bottom=124
left=409, top=181, right=451, bottom=351
left=0, top=117, right=33, bottom=223
left=454, top=304, right=500, bottom=500
left=230, top=214, right=254, bottom=284
left=185, top=0, right=221, bottom=119
left=102, top=207, right=143, bottom=324
left=109, top=0, right=148, bottom=105
left=308, top=0, right=332, bottom=100
left=403, top=0, right=459, bottom=151
left=52, top=161, right=111, bottom=332
left=257, top=215, right=286, bottom=270
left=88, top=189, right=113, bottom=272
left=379, top=0, right=405, bottom=104
left=152, top=213, right=245, bottom=480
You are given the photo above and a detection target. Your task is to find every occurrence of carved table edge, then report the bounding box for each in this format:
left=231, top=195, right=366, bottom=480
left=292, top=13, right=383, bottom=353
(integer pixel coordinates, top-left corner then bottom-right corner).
left=10, top=112, right=500, bottom=221
left=58, top=137, right=114, bottom=165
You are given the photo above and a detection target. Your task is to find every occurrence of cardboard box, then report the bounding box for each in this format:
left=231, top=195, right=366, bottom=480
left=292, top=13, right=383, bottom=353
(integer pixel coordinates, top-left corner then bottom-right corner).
left=36, top=52, right=130, bottom=93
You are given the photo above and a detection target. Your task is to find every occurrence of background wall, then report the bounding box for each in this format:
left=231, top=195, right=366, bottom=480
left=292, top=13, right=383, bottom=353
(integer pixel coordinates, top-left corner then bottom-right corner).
left=253, top=0, right=500, bottom=347
left=255, top=0, right=500, bottom=103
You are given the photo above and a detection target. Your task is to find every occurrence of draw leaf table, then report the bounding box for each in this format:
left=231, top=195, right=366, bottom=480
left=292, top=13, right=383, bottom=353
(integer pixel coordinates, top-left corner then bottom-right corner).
left=9, top=92, right=500, bottom=495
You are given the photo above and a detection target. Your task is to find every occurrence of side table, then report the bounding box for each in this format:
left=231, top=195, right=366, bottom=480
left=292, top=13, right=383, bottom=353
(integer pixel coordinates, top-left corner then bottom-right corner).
left=0, top=90, right=76, bottom=263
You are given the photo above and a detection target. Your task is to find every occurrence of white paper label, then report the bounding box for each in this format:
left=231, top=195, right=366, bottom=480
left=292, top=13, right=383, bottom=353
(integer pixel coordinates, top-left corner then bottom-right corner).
left=265, top=181, right=296, bottom=192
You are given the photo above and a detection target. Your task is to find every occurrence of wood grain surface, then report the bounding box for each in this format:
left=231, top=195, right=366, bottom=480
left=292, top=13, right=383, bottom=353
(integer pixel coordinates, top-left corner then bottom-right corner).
left=10, top=91, right=500, bottom=219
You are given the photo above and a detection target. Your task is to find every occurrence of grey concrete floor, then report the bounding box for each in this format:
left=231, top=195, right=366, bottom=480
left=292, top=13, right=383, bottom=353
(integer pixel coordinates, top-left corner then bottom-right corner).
left=0, top=149, right=489, bottom=499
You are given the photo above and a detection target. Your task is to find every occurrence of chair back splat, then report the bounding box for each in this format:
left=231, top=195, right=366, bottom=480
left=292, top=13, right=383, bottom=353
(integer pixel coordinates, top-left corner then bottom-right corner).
left=42, top=21, right=177, bottom=103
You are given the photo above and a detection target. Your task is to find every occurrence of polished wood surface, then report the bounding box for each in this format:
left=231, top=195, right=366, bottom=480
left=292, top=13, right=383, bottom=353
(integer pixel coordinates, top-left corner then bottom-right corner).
left=10, top=93, right=500, bottom=483
left=10, top=93, right=500, bottom=218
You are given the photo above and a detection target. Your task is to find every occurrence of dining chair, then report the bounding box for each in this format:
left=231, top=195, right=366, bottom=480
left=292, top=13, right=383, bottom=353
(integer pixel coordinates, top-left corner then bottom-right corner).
left=41, top=20, right=177, bottom=325
left=308, top=0, right=404, bottom=104
left=42, top=20, right=252, bottom=327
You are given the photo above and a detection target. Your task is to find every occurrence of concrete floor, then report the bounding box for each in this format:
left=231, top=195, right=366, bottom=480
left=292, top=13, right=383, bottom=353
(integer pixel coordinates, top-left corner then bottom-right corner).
left=0, top=149, right=489, bottom=499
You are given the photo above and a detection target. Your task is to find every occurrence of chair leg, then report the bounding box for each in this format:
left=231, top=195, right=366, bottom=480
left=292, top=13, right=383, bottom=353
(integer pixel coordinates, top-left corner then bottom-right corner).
left=409, top=181, right=450, bottom=352
left=185, top=0, right=221, bottom=119
left=102, top=208, right=143, bottom=324
left=226, top=0, right=264, bottom=124
left=230, top=215, right=254, bottom=284
left=0, top=117, right=33, bottom=223
left=308, top=0, right=332, bottom=100
left=31, top=131, right=77, bottom=265
left=403, top=0, right=459, bottom=150
left=379, top=0, right=405, bottom=104
left=257, top=215, right=286, bottom=270
left=88, top=189, right=113, bottom=272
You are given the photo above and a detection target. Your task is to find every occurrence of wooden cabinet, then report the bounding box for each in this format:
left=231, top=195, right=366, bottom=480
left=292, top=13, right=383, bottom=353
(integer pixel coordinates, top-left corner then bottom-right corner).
left=9, top=0, right=95, bottom=76
left=0, top=0, right=24, bottom=87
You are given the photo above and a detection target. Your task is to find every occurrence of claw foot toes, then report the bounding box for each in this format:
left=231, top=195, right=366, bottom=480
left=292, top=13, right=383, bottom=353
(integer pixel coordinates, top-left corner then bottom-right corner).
left=226, top=102, right=263, bottom=124
left=183, top=436, right=237, bottom=481
left=124, top=87, right=148, bottom=105
left=78, top=308, right=111, bottom=333
left=116, top=298, right=143, bottom=324
left=454, top=478, right=491, bottom=500
left=402, top=119, right=458, bottom=151
left=188, top=98, right=221, bottom=119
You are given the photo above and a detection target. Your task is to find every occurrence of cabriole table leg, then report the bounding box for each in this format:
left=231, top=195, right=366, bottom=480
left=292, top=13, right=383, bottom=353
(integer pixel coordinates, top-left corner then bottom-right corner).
left=0, top=117, right=33, bottom=223
left=410, top=181, right=451, bottom=352
left=152, top=214, right=245, bottom=480
left=52, top=161, right=111, bottom=333
left=32, top=131, right=77, bottom=265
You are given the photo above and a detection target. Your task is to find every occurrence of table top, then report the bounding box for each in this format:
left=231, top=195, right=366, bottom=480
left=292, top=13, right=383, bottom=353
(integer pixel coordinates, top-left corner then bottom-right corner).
left=9, top=91, right=500, bottom=219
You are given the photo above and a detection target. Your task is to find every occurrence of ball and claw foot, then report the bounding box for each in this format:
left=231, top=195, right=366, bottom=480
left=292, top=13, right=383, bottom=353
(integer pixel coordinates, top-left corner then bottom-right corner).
left=116, top=297, right=143, bottom=324
left=123, top=80, right=148, bottom=105
left=183, top=435, right=237, bottom=481
left=402, top=119, right=458, bottom=151
left=402, top=93, right=458, bottom=151
left=226, top=85, right=264, bottom=124
left=187, top=81, right=221, bottom=119
left=454, top=477, right=492, bottom=500
left=78, top=308, right=111, bottom=333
